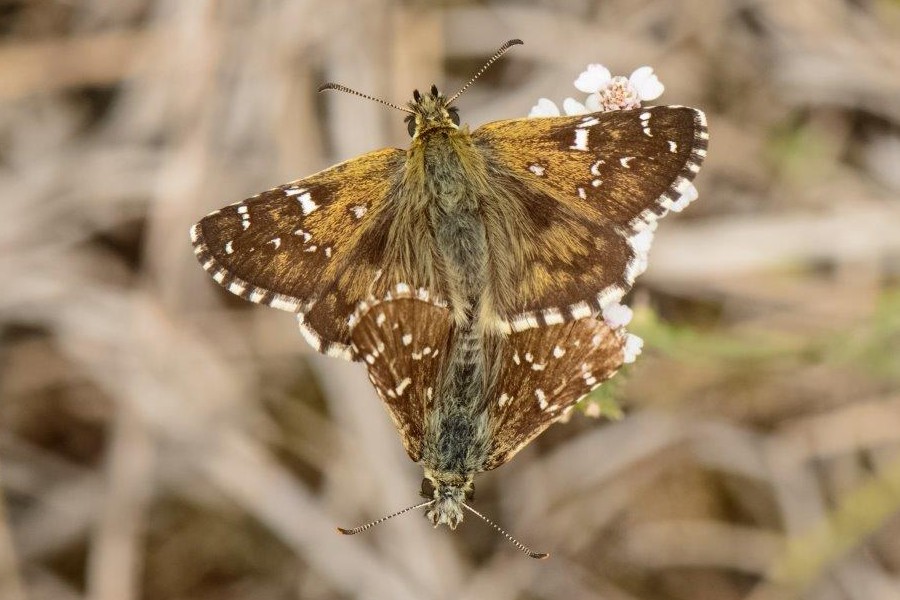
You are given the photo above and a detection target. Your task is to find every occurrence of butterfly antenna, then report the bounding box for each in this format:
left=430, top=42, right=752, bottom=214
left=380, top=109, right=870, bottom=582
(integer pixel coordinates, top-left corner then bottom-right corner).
left=446, top=39, right=523, bottom=106
left=337, top=500, right=434, bottom=536
left=317, top=83, right=415, bottom=114
left=462, top=503, right=549, bottom=559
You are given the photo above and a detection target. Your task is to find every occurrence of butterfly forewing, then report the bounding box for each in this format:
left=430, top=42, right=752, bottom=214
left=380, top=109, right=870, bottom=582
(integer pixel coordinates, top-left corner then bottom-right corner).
left=482, top=318, right=626, bottom=470
left=473, top=106, right=707, bottom=331
left=349, top=295, right=453, bottom=461
left=191, top=148, right=410, bottom=359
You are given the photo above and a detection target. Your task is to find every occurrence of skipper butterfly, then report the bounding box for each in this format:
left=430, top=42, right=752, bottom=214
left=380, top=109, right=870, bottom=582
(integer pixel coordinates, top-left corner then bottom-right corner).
left=190, top=40, right=707, bottom=361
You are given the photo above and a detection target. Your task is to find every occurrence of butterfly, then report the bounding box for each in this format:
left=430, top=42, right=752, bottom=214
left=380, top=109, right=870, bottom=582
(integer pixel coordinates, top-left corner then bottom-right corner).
left=340, top=286, right=636, bottom=558
left=189, top=39, right=708, bottom=361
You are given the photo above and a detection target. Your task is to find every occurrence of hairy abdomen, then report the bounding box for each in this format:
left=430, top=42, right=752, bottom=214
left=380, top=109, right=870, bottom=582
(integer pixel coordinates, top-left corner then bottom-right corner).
left=421, top=131, right=493, bottom=474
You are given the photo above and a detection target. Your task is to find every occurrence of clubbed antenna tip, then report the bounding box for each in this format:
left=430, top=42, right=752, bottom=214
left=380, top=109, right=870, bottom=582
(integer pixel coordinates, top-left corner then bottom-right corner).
left=446, top=39, right=524, bottom=105
left=318, top=82, right=414, bottom=114
left=336, top=500, right=434, bottom=536
left=462, top=503, right=549, bottom=559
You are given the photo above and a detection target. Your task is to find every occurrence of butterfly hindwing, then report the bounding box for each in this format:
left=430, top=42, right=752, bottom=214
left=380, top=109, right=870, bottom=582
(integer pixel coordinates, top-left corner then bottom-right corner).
left=482, top=317, right=626, bottom=470
left=191, top=148, right=408, bottom=359
left=349, top=292, right=453, bottom=462
left=472, top=106, right=707, bottom=331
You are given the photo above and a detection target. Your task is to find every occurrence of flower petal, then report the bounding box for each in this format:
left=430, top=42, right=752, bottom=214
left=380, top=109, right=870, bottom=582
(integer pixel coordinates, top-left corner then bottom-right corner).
left=629, top=66, right=664, bottom=100
left=528, top=98, right=560, bottom=118
left=585, top=93, right=602, bottom=112
left=562, top=97, right=588, bottom=116
left=602, top=302, right=634, bottom=329
left=574, top=64, right=612, bottom=93
left=623, top=333, right=644, bottom=364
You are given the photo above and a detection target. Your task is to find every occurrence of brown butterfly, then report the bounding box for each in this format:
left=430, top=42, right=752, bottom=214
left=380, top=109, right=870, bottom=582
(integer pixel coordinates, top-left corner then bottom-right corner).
left=189, top=39, right=708, bottom=360
left=341, top=286, right=633, bottom=558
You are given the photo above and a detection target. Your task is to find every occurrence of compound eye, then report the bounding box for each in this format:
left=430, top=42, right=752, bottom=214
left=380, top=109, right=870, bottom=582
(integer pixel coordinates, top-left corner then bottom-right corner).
left=420, top=478, right=435, bottom=498
left=465, top=485, right=475, bottom=502
left=406, top=116, right=416, bottom=137
left=449, top=109, right=460, bottom=126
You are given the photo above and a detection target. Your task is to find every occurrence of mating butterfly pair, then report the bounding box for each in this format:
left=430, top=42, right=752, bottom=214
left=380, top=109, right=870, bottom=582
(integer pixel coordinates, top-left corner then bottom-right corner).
left=190, top=40, right=707, bottom=557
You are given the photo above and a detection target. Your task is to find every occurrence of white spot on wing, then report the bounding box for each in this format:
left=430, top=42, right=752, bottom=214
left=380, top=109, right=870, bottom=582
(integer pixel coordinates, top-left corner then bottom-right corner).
left=553, top=345, right=565, bottom=358
left=268, top=238, right=281, bottom=250
left=224, top=241, right=234, bottom=254
left=528, top=164, right=545, bottom=176
left=284, top=187, right=307, bottom=196
left=542, top=307, right=564, bottom=325
left=395, top=377, right=411, bottom=396
left=351, top=205, right=367, bottom=219
left=297, top=314, right=322, bottom=351
left=668, top=140, right=678, bottom=152
left=570, top=128, right=589, bottom=151
left=535, top=389, right=548, bottom=410
left=269, top=296, right=300, bottom=311
left=298, top=193, right=318, bottom=215
left=570, top=301, right=592, bottom=319
left=402, top=333, right=412, bottom=346
left=498, top=393, right=510, bottom=407
left=619, top=156, right=635, bottom=168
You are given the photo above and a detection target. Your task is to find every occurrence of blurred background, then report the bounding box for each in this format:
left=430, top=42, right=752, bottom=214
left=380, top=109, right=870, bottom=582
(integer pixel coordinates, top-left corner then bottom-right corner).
left=2, top=1, right=900, bottom=599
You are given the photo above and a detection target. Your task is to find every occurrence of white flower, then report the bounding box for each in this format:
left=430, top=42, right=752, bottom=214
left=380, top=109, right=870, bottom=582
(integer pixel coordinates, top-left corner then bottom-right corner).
left=668, top=182, right=699, bottom=213
left=528, top=97, right=560, bottom=118
left=602, top=302, right=633, bottom=329
left=628, top=66, right=664, bottom=101
left=594, top=76, right=642, bottom=111
left=562, top=97, right=588, bottom=116
left=531, top=63, right=667, bottom=117
left=623, top=333, right=644, bottom=364
left=574, top=64, right=612, bottom=93
left=587, top=66, right=665, bottom=112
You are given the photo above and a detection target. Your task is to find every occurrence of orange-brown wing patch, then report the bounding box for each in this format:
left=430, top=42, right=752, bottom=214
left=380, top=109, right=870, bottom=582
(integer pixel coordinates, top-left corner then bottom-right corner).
left=473, top=107, right=707, bottom=331
left=482, top=317, right=625, bottom=471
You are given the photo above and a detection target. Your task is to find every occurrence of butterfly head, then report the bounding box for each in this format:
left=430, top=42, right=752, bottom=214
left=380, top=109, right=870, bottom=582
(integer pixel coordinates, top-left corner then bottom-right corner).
left=404, top=85, right=461, bottom=138
left=420, top=469, right=474, bottom=529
